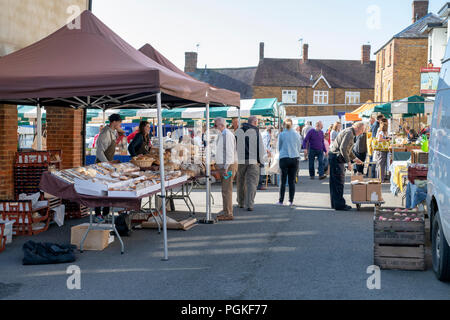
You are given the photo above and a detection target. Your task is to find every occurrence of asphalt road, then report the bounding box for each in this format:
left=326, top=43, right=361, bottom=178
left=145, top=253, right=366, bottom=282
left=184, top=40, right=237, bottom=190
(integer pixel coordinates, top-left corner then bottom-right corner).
left=1, top=162, right=449, bottom=300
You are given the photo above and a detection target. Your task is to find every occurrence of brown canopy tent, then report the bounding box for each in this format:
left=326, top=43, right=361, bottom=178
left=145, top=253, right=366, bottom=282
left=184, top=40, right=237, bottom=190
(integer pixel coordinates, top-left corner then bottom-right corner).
left=138, top=43, right=241, bottom=223
left=138, top=43, right=240, bottom=107
left=0, top=10, right=240, bottom=260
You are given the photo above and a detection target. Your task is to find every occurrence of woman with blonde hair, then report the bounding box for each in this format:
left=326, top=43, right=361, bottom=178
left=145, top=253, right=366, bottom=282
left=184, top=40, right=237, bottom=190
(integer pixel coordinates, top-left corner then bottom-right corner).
left=330, top=121, right=341, bottom=144
left=374, top=120, right=390, bottom=181
left=277, top=118, right=302, bottom=206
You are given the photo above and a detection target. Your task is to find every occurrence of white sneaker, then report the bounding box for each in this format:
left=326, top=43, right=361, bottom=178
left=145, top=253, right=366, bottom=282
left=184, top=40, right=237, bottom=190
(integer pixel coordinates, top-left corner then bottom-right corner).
left=276, top=202, right=284, bottom=206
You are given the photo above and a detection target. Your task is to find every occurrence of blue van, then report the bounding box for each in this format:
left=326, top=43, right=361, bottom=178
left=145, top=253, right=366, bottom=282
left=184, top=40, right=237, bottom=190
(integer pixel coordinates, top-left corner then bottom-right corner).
left=428, top=50, right=450, bottom=281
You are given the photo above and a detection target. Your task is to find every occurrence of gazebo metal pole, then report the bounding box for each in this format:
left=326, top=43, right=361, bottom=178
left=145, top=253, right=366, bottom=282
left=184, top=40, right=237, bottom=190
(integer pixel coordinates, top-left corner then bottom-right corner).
left=206, top=102, right=211, bottom=221
left=157, top=93, right=168, bottom=261
left=37, top=101, right=42, bottom=150
left=199, top=102, right=214, bottom=224
left=238, top=107, right=241, bottom=127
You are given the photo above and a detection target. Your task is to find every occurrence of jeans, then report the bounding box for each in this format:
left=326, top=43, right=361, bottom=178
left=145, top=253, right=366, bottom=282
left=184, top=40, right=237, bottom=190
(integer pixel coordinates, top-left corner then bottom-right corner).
left=309, top=148, right=324, bottom=177
left=323, top=155, right=329, bottom=173
left=329, top=153, right=347, bottom=210
left=279, top=157, right=299, bottom=203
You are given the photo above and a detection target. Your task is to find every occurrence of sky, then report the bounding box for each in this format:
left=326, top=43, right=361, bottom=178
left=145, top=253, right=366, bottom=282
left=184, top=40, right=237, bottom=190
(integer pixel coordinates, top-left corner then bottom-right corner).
left=92, top=0, right=445, bottom=69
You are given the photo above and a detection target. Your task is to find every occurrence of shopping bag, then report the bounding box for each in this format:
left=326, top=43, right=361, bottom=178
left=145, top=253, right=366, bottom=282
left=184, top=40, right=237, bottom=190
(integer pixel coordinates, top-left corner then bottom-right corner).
left=372, top=139, right=390, bottom=152
left=267, top=152, right=280, bottom=174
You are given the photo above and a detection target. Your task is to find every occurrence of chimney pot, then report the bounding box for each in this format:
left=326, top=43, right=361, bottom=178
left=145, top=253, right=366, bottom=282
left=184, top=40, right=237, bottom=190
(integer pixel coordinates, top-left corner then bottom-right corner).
left=412, top=1, right=429, bottom=23
left=302, top=44, right=309, bottom=63
left=184, top=52, right=198, bottom=73
left=361, top=45, right=371, bottom=64
left=260, top=42, right=264, bottom=61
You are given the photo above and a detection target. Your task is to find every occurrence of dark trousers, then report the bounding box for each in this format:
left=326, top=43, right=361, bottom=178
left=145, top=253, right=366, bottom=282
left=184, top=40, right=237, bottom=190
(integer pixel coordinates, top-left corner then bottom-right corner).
left=329, top=153, right=346, bottom=210
left=279, top=157, right=299, bottom=203
left=367, top=155, right=376, bottom=178
left=309, top=148, right=324, bottom=177
left=353, top=151, right=366, bottom=174
left=95, top=207, right=110, bottom=217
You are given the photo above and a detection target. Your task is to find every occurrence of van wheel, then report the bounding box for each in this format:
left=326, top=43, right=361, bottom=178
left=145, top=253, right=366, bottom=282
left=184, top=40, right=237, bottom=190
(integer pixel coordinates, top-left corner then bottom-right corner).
left=432, top=210, right=450, bottom=281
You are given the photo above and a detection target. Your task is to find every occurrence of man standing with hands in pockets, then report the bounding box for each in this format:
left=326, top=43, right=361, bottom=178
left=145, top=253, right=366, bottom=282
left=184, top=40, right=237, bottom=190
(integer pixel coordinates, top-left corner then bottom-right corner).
left=328, top=122, right=365, bottom=211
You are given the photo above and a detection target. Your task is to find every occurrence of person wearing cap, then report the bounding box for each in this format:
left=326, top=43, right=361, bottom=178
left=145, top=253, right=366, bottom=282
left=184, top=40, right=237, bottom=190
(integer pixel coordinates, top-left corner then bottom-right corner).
left=95, top=113, right=122, bottom=223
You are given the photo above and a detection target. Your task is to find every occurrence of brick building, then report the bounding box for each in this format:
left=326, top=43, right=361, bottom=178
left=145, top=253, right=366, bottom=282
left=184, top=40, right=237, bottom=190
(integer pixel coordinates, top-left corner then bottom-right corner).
left=185, top=52, right=257, bottom=99
left=252, top=43, right=375, bottom=117
left=0, top=0, right=90, bottom=199
left=374, top=1, right=441, bottom=103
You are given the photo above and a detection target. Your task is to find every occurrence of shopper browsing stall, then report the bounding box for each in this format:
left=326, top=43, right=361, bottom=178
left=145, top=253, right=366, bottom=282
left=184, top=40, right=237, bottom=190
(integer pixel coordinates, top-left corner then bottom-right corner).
left=353, top=124, right=367, bottom=175
left=328, top=122, right=365, bottom=211
left=95, top=113, right=122, bottom=223
left=214, top=117, right=237, bottom=221
left=374, top=120, right=390, bottom=182
left=128, top=121, right=152, bottom=157
left=258, top=126, right=273, bottom=190
left=302, top=121, right=327, bottom=180
left=277, top=119, right=301, bottom=207
left=235, top=116, right=267, bottom=211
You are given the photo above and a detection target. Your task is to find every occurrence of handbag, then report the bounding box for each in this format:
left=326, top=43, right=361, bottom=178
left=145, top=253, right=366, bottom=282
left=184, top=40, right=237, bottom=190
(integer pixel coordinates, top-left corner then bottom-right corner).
left=372, top=135, right=390, bottom=152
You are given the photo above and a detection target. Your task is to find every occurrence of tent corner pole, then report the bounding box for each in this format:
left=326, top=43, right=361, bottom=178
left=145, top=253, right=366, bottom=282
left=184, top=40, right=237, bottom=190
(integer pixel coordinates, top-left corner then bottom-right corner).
left=37, top=101, right=42, bottom=151
left=199, top=102, right=214, bottom=224
left=157, top=93, right=169, bottom=261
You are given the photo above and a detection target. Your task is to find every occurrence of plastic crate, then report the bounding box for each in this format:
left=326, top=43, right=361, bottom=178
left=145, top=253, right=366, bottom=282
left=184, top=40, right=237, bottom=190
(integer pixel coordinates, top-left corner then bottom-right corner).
left=407, top=165, right=428, bottom=184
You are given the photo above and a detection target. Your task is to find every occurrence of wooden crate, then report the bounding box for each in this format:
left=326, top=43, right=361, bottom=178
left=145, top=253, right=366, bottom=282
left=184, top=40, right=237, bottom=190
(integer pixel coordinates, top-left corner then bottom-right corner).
left=374, top=207, right=426, bottom=270
left=374, top=244, right=425, bottom=270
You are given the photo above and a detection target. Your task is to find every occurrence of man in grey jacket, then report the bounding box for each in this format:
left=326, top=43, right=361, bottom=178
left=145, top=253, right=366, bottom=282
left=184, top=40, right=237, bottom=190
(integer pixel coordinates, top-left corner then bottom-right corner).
left=328, top=122, right=365, bottom=211
left=94, top=113, right=122, bottom=223
left=235, top=116, right=267, bottom=211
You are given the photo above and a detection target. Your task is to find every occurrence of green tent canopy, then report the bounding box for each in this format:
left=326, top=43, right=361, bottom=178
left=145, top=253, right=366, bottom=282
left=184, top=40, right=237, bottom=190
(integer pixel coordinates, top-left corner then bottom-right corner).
left=134, top=99, right=280, bottom=120
left=362, top=95, right=434, bottom=118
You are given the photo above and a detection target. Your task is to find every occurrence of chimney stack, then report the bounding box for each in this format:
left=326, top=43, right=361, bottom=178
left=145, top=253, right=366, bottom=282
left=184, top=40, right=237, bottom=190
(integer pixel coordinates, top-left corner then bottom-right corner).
left=361, top=45, right=371, bottom=64
left=412, top=1, right=429, bottom=23
left=302, top=43, right=309, bottom=63
left=184, top=52, right=198, bottom=73
left=259, top=42, right=264, bottom=61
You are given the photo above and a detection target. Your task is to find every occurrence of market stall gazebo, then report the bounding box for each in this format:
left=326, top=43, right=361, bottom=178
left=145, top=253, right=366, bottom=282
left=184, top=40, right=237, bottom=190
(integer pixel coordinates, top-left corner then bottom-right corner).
left=0, top=10, right=240, bottom=260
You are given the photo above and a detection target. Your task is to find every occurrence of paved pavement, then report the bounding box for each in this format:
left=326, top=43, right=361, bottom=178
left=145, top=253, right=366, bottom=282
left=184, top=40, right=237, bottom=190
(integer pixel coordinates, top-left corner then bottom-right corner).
left=1, top=162, right=449, bottom=300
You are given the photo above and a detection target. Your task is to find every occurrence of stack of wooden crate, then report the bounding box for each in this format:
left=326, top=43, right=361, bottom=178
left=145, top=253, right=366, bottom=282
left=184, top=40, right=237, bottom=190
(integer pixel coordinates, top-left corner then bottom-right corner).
left=374, top=207, right=426, bottom=271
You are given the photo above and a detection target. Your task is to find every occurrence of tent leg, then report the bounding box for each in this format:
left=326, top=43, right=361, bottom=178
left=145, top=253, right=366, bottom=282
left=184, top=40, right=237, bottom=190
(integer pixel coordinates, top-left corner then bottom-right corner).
left=238, top=108, right=241, bottom=127
left=199, top=103, right=215, bottom=224
left=37, top=102, right=42, bottom=151
left=157, top=93, right=169, bottom=261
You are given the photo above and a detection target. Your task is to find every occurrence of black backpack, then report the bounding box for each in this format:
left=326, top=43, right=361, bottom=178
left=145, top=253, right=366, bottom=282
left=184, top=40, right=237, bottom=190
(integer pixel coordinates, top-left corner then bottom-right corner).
left=115, top=212, right=131, bottom=237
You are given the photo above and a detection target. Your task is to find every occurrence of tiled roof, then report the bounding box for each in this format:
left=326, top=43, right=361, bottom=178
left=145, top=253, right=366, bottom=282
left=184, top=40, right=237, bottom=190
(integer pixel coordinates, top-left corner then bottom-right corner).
left=253, top=58, right=375, bottom=89
left=187, top=67, right=257, bottom=99
left=375, top=13, right=443, bottom=54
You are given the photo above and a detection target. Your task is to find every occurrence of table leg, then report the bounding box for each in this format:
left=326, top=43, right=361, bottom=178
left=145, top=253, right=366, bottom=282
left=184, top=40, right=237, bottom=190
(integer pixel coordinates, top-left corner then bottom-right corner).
left=80, top=208, right=93, bottom=253
left=111, top=210, right=124, bottom=254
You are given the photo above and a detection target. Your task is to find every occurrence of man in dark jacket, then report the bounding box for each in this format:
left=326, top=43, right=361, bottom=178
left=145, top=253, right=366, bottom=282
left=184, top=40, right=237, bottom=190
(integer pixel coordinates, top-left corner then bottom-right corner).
left=235, top=116, right=266, bottom=211
left=328, top=122, right=365, bottom=211
left=353, top=128, right=367, bottom=175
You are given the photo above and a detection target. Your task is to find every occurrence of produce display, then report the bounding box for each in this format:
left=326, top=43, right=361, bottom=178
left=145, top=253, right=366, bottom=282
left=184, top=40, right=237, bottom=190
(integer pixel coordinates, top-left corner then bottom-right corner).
left=376, top=208, right=424, bottom=222
left=50, top=161, right=188, bottom=198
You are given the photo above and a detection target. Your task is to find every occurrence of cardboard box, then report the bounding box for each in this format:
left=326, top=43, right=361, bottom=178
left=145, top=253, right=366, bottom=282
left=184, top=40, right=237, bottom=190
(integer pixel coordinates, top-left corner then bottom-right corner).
left=367, top=182, right=383, bottom=202
left=70, top=223, right=114, bottom=251
left=351, top=183, right=367, bottom=202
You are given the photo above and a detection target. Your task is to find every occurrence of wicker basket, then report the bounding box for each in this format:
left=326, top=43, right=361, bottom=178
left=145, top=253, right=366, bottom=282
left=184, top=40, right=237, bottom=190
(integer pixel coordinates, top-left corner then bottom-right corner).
left=131, top=158, right=154, bottom=169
